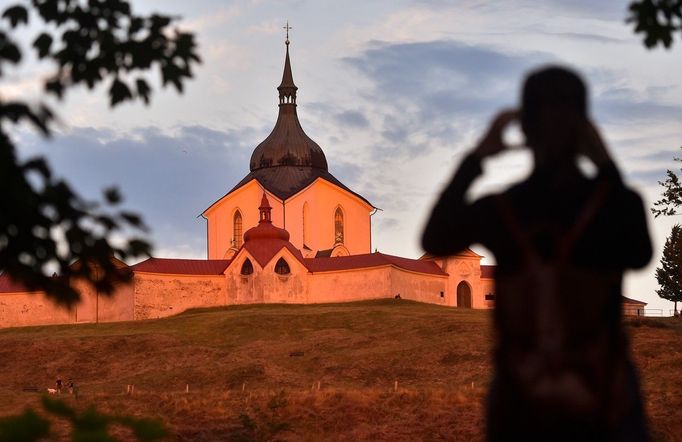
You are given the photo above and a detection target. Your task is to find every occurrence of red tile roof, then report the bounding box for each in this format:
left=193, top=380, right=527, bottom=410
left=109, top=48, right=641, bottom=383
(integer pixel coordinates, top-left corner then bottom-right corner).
left=243, top=239, right=305, bottom=268
left=0, top=274, right=32, bottom=293
left=481, top=265, right=496, bottom=279
left=305, top=252, right=447, bottom=276
left=131, top=258, right=231, bottom=275
left=622, top=296, right=647, bottom=306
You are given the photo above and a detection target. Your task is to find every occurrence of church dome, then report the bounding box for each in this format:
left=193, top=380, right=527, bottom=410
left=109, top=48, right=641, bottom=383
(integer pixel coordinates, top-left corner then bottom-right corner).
left=249, top=39, right=328, bottom=172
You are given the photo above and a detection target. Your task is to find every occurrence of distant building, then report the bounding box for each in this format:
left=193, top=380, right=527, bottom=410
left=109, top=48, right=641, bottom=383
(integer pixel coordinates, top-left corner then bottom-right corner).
left=0, top=40, right=646, bottom=327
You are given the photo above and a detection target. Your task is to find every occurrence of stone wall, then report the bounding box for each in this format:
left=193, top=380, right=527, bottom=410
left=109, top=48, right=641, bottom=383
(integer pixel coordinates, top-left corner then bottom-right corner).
left=133, top=273, right=226, bottom=320
left=389, top=268, right=448, bottom=305
left=225, top=250, right=309, bottom=305
left=480, top=278, right=496, bottom=309
left=308, top=266, right=392, bottom=303
left=72, top=279, right=134, bottom=323
left=0, top=291, right=75, bottom=327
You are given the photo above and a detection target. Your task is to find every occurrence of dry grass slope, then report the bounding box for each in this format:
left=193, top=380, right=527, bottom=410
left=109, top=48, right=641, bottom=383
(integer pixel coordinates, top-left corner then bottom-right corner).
left=0, top=300, right=679, bottom=441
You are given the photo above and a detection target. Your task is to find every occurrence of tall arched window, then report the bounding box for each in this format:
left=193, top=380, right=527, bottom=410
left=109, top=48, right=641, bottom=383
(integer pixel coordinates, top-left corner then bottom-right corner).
left=275, top=257, right=290, bottom=275
left=240, top=258, right=253, bottom=275
left=233, top=210, right=243, bottom=248
left=302, top=202, right=309, bottom=246
left=334, top=207, right=344, bottom=244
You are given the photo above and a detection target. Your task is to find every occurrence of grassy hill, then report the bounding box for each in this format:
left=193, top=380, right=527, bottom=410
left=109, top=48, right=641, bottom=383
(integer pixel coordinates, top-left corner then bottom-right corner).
left=0, top=300, right=679, bottom=441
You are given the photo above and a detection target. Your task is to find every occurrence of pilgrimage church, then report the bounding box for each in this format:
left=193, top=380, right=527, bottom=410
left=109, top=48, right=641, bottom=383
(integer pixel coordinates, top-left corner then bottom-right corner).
left=0, top=38, right=648, bottom=327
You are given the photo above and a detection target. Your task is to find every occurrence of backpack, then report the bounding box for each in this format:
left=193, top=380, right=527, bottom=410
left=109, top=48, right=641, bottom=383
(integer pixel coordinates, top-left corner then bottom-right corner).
left=493, top=183, right=630, bottom=420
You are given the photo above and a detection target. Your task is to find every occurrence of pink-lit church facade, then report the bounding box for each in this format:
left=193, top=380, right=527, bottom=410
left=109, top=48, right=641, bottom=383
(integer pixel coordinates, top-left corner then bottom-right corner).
left=1, top=40, right=524, bottom=328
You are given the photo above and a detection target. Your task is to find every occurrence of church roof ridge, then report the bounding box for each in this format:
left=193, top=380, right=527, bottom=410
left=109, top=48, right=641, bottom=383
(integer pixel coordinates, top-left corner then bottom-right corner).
left=130, top=257, right=232, bottom=275
left=304, top=252, right=448, bottom=276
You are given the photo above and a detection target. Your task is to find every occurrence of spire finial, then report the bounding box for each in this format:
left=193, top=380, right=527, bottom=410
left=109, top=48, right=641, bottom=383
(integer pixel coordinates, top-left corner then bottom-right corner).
left=283, top=21, right=292, bottom=46
left=277, top=25, right=297, bottom=105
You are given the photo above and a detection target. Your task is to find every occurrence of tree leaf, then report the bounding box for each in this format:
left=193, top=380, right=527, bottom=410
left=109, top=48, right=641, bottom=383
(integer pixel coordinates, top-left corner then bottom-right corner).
left=103, top=187, right=122, bottom=204
left=1, top=5, right=28, bottom=28
left=136, top=78, right=151, bottom=105
left=33, top=33, right=53, bottom=58
left=109, top=78, right=133, bottom=107
left=0, top=409, right=50, bottom=442
left=0, top=35, right=21, bottom=63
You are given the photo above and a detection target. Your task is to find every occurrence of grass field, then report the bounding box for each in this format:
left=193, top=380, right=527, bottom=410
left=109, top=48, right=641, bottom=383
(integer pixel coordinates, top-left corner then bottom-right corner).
left=0, top=300, right=680, bottom=441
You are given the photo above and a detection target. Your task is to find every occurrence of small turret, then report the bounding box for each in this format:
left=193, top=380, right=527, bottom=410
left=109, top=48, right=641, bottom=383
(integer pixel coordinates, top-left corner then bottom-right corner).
left=243, top=193, right=290, bottom=242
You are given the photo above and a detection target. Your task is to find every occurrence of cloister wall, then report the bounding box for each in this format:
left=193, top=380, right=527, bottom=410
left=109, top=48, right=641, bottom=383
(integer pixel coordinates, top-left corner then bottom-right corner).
left=307, top=267, right=392, bottom=303
left=389, top=268, right=449, bottom=305
left=133, top=273, right=226, bottom=320
left=0, top=291, right=74, bottom=327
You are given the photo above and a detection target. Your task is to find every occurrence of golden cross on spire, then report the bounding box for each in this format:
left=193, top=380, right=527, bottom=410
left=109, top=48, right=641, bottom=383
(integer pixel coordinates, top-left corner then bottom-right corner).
left=283, top=21, right=292, bottom=45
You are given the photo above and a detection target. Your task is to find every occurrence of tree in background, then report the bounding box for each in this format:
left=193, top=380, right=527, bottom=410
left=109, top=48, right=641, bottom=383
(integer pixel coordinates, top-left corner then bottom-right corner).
left=0, top=0, right=200, bottom=306
left=652, top=150, right=682, bottom=217
left=655, top=224, right=682, bottom=315
left=629, top=0, right=682, bottom=49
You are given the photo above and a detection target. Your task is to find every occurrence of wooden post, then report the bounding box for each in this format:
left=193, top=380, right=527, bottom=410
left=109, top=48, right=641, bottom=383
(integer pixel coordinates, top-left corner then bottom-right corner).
left=394, top=380, right=398, bottom=392
left=317, top=381, right=321, bottom=391
left=186, top=384, right=189, bottom=393
left=242, top=383, right=246, bottom=392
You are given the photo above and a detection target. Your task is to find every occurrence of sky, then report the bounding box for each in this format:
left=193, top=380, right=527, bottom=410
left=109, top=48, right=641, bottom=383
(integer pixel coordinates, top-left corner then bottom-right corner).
left=5, top=0, right=682, bottom=313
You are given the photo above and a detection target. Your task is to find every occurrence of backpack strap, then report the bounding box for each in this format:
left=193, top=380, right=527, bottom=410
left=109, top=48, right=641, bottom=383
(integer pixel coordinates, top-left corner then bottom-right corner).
left=556, top=182, right=610, bottom=262
left=494, top=181, right=611, bottom=264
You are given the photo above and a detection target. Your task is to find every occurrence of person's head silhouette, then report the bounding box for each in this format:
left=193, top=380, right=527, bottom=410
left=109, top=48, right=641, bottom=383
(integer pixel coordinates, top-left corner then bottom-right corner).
left=521, top=66, right=588, bottom=169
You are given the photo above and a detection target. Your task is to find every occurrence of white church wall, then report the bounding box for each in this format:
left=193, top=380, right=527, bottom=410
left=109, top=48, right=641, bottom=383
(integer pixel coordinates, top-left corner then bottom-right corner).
left=204, top=181, right=283, bottom=259
left=285, top=179, right=372, bottom=255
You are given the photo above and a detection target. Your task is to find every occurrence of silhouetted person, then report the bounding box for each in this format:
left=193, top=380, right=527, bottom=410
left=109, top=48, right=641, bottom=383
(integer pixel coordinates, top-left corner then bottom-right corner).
left=422, top=66, right=652, bottom=441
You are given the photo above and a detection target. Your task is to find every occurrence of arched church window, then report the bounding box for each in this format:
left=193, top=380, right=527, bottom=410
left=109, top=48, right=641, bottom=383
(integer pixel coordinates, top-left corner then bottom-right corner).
left=240, top=258, right=253, bottom=275
left=303, top=203, right=309, bottom=246
left=233, top=210, right=243, bottom=248
left=275, top=257, right=290, bottom=275
left=334, top=207, right=344, bottom=244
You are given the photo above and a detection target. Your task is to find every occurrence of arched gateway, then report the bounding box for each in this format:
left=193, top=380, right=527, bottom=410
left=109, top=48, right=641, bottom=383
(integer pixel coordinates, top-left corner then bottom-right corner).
left=456, top=281, right=472, bottom=308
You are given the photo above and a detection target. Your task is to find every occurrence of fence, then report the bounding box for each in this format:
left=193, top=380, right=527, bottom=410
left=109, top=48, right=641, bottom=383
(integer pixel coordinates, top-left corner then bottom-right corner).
left=623, top=308, right=679, bottom=317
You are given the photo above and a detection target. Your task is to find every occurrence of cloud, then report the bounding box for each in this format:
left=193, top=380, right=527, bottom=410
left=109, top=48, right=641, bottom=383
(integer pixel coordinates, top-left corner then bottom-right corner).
left=344, top=40, right=551, bottom=155
left=334, top=110, right=370, bottom=129
left=537, top=31, right=626, bottom=44
left=18, top=124, right=262, bottom=259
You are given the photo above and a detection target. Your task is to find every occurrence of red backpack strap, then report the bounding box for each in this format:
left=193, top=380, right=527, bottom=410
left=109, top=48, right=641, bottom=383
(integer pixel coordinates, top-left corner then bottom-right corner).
left=557, top=182, right=610, bottom=262
left=494, top=194, right=538, bottom=262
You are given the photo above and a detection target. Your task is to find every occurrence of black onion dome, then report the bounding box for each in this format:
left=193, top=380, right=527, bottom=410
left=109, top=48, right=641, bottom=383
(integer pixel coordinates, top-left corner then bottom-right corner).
left=200, top=38, right=374, bottom=215
left=249, top=41, right=328, bottom=172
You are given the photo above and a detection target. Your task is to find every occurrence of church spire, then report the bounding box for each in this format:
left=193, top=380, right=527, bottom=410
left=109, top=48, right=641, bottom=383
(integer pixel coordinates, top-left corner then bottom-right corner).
left=258, top=193, right=272, bottom=224
left=277, top=22, right=297, bottom=105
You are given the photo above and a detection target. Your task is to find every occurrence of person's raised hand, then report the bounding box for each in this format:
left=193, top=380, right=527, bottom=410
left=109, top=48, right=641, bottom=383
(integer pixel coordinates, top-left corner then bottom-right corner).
left=579, top=119, right=611, bottom=167
left=471, top=109, right=519, bottom=161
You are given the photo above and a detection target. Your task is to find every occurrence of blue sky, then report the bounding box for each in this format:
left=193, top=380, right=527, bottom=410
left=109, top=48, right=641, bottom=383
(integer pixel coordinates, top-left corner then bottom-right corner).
left=6, top=0, right=682, bottom=312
